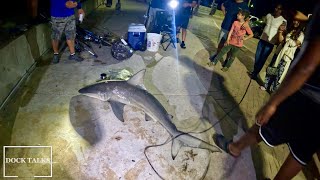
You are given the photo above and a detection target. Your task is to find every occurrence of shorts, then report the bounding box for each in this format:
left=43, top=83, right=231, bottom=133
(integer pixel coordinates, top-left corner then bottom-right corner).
left=259, top=91, right=320, bottom=165
left=175, top=14, right=190, bottom=29
left=51, top=15, right=76, bottom=40
left=218, top=28, right=229, bottom=44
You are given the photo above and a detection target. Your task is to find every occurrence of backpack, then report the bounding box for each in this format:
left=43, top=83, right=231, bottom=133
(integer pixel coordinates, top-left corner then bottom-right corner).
left=111, top=40, right=134, bottom=61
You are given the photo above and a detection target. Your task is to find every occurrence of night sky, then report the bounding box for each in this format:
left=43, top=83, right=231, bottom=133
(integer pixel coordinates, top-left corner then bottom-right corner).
left=250, top=0, right=317, bottom=17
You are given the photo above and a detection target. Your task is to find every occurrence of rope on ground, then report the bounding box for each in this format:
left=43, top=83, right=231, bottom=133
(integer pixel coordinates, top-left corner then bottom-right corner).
left=144, top=78, right=253, bottom=179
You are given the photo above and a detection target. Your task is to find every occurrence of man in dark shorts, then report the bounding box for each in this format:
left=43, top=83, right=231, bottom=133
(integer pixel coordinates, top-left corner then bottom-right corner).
left=50, top=0, right=85, bottom=63
left=213, top=5, right=320, bottom=180
left=175, top=0, right=197, bottom=49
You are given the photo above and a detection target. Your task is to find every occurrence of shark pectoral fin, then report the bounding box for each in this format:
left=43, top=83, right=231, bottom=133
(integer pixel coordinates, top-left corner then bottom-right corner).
left=127, top=69, right=146, bottom=90
left=171, top=139, right=183, bottom=160
left=109, top=101, right=125, bottom=122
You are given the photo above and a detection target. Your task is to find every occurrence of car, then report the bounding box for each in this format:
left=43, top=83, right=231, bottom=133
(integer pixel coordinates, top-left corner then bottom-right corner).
left=249, top=15, right=266, bottom=38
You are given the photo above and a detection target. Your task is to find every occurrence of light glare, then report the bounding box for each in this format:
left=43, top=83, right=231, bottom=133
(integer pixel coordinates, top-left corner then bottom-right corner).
left=168, top=0, right=179, bottom=9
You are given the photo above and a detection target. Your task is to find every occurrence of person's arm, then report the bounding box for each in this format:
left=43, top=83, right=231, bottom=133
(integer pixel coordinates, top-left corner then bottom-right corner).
left=65, top=0, right=84, bottom=15
left=256, top=39, right=320, bottom=125
left=294, top=32, right=304, bottom=47
left=243, top=23, right=254, bottom=41
left=226, top=22, right=235, bottom=45
left=221, top=0, right=229, bottom=16
left=76, top=0, right=84, bottom=16
left=277, top=22, right=286, bottom=43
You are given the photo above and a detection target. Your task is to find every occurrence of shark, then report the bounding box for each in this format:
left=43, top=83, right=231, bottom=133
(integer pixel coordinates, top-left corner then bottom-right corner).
left=78, top=69, right=221, bottom=159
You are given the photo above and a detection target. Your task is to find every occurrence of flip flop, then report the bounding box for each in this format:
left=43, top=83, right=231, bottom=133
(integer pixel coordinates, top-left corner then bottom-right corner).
left=213, top=134, right=240, bottom=158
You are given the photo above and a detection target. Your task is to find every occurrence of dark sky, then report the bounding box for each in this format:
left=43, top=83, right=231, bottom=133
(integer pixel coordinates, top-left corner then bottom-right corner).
left=250, top=0, right=317, bottom=17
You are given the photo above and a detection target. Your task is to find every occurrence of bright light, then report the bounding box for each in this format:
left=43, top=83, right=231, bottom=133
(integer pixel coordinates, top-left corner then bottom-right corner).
left=168, top=0, right=179, bottom=9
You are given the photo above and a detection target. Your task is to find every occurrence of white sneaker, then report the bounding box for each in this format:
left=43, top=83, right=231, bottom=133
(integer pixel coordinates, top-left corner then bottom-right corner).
left=260, top=86, right=266, bottom=91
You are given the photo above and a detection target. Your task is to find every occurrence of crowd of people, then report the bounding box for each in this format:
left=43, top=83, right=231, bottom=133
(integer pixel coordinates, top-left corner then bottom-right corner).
left=209, top=1, right=307, bottom=94
left=210, top=1, right=320, bottom=180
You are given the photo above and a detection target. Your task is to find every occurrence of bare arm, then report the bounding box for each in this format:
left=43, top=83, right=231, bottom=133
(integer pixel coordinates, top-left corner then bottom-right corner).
left=221, top=3, right=226, bottom=16
left=226, top=23, right=235, bottom=45
left=244, top=24, right=254, bottom=41
left=277, top=31, right=285, bottom=43
left=256, top=39, right=320, bottom=125
left=243, top=34, right=253, bottom=41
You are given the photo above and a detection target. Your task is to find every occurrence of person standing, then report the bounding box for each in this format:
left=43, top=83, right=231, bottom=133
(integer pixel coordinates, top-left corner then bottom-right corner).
left=209, top=0, right=248, bottom=61
left=213, top=7, right=320, bottom=180
left=250, top=4, right=286, bottom=79
left=261, top=18, right=305, bottom=92
left=50, top=0, right=85, bottom=64
left=208, top=9, right=253, bottom=72
left=145, top=0, right=166, bottom=32
left=175, top=0, right=197, bottom=49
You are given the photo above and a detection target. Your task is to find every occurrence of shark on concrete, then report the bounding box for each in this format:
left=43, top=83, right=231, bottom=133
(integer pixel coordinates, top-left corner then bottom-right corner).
left=78, top=69, right=221, bottom=159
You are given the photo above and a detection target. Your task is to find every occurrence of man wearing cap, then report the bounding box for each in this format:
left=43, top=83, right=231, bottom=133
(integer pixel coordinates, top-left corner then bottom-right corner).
left=213, top=7, right=320, bottom=179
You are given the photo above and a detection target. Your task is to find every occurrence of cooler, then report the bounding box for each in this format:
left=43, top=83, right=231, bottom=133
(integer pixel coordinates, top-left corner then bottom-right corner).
left=127, top=23, right=146, bottom=50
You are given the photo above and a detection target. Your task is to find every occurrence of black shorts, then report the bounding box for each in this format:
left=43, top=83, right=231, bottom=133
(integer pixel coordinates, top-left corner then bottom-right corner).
left=175, top=14, right=190, bottom=29
left=259, top=91, right=320, bottom=165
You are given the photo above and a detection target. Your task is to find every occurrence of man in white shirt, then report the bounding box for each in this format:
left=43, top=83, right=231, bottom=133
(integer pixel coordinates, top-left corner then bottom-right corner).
left=250, top=4, right=286, bottom=79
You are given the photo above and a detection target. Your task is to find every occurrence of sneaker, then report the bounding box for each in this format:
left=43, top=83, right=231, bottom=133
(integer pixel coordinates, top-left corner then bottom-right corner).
left=221, top=67, right=229, bottom=72
left=180, top=42, right=186, bottom=49
left=69, top=54, right=84, bottom=62
left=176, top=38, right=180, bottom=43
left=209, top=54, right=217, bottom=62
left=207, top=61, right=217, bottom=67
left=52, top=54, right=60, bottom=64
left=247, top=71, right=257, bottom=80
left=260, top=86, right=266, bottom=91
left=213, top=134, right=240, bottom=158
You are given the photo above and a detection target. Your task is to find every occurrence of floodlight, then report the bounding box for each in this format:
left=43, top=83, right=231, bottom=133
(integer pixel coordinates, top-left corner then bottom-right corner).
left=168, top=0, right=179, bottom=9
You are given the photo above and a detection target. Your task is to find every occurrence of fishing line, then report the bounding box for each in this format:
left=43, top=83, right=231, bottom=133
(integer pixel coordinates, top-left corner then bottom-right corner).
left=144, top=78, right=253, bottom=179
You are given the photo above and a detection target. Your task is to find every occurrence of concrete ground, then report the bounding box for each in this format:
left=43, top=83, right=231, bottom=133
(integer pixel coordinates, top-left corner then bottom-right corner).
left=0, top=0, right=316, bottom=179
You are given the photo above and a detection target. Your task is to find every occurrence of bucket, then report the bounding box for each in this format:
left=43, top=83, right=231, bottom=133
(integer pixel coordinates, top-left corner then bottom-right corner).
left=147, top=33, right=162, bottom=52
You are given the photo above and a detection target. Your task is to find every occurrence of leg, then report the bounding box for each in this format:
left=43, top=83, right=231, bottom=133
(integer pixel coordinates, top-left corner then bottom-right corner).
left=65, top=16, right=83, bottom=62
left=210, top=29, right=228, bottom=61
left=180, top=15, right=190, bottom=49
left=51, top=40, right=59, bottom=54
left=223, top=46, right=240, bottom=68
left=66, top=39, right=75, bottom=54
left=228, top=125, right=262, bottom=156
left=180, top=28, right=187, bottom=48
left=50, top=16, right=64, bottom=63
left=252, top=40, right=265, bottom=76
left=64, top=16, right=76, bottom=54
left=274, top=153, right=303, bottom=180
left=181, top=28, right=187, bottom=42
left=252, top=40, right=274, bottom=77
left=217, top=29, right=228, bottom=54
left=210, top=45, right=232, bottom=65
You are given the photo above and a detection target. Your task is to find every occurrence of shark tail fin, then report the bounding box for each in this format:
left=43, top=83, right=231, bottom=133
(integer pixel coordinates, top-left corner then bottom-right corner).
left=171, top=138, right=183, bottom=160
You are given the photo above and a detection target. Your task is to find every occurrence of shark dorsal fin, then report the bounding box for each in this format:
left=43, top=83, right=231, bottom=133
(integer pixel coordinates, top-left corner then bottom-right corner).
left=127, top=69, right=146, bottom=90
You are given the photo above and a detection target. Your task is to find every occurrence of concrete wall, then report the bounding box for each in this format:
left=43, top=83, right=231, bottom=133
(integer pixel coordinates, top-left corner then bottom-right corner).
left=0, top=0, right=104, bottom=108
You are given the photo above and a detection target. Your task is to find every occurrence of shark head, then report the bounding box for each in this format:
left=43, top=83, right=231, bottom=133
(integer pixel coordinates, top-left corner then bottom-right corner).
left=79, top=69, right=147, bottom=101
left=78, top=82, right=113, bottom=101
